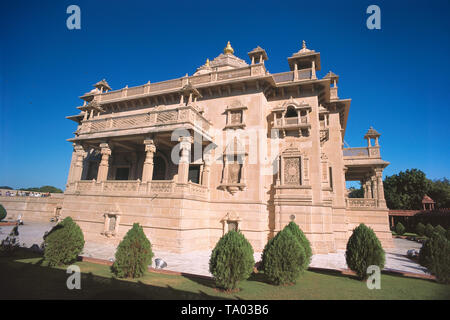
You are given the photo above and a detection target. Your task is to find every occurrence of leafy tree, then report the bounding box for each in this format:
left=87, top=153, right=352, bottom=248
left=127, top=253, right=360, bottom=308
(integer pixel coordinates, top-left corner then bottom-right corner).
left=43, top=217, right=85, bottom=266
left=416, top=222, right=425, bottom=236
left=284, top=222, right=312, bottom=270
left=0, top=186, right=13, bottom=190
left=395, top=222, right=406, bottom=235
left=112, top=223, right=153, bottom=278
left=209, top=230, right=255, bottom=291
left=345, top=224, right=385, bottom=280
left=0, top=204, right=6, bottom=221
left=425, top=223, right=434, bottom=238
left=434, top=225, right=446, bottom=236
left=419, top=233, right=450, bottom=284
left=262, top=229, right=306, bottom=285
left=383, top=169, right=431, bottom=210
left=428, top=178, right=450, bottom=209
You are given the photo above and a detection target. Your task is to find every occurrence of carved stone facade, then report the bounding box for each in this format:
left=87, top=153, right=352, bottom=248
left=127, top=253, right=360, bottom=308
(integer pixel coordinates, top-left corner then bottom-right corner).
left=59, top=41, right=393, bottom=254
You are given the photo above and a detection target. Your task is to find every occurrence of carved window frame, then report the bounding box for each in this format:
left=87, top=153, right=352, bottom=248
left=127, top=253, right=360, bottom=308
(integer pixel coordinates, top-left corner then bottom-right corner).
left=278, top=147, right=309, bottom=187
left=224, top=101, right=247, bottom=129
left=103, top=212, right=120, bottom=237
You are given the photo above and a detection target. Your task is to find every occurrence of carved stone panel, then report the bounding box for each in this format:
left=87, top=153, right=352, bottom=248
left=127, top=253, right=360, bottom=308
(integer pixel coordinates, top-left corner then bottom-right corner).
left=228, top=162, right=242, bottom=184
left=284, top=157, right=301, bottom=185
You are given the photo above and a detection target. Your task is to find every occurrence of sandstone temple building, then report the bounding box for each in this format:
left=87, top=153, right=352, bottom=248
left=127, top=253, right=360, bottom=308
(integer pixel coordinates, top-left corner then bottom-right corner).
left=3, top=41, right=394, bottom=253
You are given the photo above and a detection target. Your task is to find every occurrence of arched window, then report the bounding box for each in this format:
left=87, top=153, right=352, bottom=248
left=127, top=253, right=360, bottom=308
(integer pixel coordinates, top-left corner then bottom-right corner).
left=285, top=106, right=297, bottom=118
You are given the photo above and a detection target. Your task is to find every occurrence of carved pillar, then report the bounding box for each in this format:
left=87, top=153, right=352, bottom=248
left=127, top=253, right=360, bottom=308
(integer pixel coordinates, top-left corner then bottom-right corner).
left=371, top=175, right=378, bottom=200
left=177, top=136, right=192, bottom=183
left=366, top=179, right=372, bottom=199
left=142, top=139, right=156, bottom=182
left=375, top=168, right=386, bottom=208
left=202, top=149, right=213, bottom=187
left=97, top=143, right=111, bottom=182
left=72, top=144, right=86, bottom=182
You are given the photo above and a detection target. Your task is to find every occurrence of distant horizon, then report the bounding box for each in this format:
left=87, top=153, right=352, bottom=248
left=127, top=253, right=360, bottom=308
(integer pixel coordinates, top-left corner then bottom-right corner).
left=1, top=0, right=449, bottom=190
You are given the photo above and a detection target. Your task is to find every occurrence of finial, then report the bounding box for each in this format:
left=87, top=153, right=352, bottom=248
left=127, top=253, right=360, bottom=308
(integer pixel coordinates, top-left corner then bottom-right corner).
left=206, top=58, right=210, bottom=67
left=224, top=41, right=234, bottom=55
left=302, top=40, right=306, bottom=49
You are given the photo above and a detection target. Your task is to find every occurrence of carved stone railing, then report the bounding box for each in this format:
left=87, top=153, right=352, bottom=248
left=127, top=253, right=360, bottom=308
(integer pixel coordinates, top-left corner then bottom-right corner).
left=67, top=180, right=208, bottom=198
left=275, top=116, right=309, bottom=128
left=78, top=105, right=210, bottom=136
left=346, top=198, right=377, bottom=208
left=343, top=147, right=380, bottom=159
left=272, top=69, right=313, bottom=83
left=97, top=65, right=262, bottom=104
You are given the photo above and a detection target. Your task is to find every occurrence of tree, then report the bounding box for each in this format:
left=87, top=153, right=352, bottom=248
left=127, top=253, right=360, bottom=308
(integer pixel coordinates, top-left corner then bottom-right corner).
left=20, top=186, right=63, bottom=193
left=425, top=223, right=434, bottom=238
left=262, top=229, right=306, bottom=285
left=209, top=230, right=255, bottom=291
left=0, top=204, right=6, bottom=221
left=428, top=178, right=450, bottom=209
left=383, top=169, right=431, bottom=210
left=416, top=222, right=425, bottom=236
left=43, top=217, right=85, bottom=266
left=345, top=224, right=385, bottom=280
left=395, top=222, right=405, bottom=235
left=284, top=222, right=312, bottom=270
left=112, top=223, right=153, bottom=278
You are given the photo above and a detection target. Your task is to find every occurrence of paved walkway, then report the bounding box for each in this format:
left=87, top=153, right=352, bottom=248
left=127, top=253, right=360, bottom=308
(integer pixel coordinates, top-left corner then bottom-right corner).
left=0, top=222, right=429, bottom=277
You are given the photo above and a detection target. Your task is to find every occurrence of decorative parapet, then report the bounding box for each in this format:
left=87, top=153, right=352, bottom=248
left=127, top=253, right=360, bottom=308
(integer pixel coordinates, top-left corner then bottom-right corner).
left=66, top=180, right=208, bottom=198
left=346, top=198, right=377, bottom=208
left=272, top=69, right=313, bottom=83
left=343, top=146, right=380, bottom=159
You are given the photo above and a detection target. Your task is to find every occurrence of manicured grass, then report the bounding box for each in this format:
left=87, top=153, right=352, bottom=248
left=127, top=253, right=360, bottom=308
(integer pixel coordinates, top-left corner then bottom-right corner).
left=1, top=250, right=449, bottom=300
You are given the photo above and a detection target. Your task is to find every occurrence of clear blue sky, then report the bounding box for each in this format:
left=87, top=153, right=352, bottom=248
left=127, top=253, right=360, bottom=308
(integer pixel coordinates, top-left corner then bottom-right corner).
left=0, top=0, right=449, bottom=190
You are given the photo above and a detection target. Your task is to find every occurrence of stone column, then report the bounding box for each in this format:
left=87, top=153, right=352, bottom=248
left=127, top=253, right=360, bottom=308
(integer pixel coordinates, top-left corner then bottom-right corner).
left=366, top=179, right=372, bottom=199
left=375, top=168, right=386, bottom=208
left=142, top=139, right=156, bottom=182
left=202, top=149, right=213, bottom=187
left=97, top=143, right=111, bottom=182
left=177, top=136, right=192, bottom=183
left=371, top=175, right=378, bottom=200
left=71, top=144, right=86, bottom=182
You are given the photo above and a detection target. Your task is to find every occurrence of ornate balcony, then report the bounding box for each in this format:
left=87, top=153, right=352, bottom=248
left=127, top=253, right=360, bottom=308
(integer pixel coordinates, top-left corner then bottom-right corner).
left=75, top=105, right=211, bottom=140
left=343, top=146, right=380, bottom=159
left=274, top=116, right=310, bottom=129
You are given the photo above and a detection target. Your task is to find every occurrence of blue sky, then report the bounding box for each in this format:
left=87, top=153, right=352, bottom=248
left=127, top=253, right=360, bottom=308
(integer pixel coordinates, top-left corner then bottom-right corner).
left=0, top=0, right=449, bottom=190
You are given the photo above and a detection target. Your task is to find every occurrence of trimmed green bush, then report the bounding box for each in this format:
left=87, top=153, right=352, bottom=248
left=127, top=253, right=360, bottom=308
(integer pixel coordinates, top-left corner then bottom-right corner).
left=0, top=204, right=6, bottom=221
left=428, top=234, right=450, bottom=284
left=262, top=229, right=306, bottom=285
left=425, top=223, right=434, bottom=238
left=446, top=228, right=450, bottom=241
left=284, top=222, right=312, bottom=270
left=415, top=222, right=425, bottom=236
left=209, top=230, right=255, bottom=291
left=43, top=217, right=85, bottom=266
left=395, top=222, right=406, bottom=235
left=419, top=238, right=433, bottom=269
left=434, top=225, right=446, bottom=236
left=112, top=223, right=153, bottom=279
left=345, top=224, right=385, bottom=280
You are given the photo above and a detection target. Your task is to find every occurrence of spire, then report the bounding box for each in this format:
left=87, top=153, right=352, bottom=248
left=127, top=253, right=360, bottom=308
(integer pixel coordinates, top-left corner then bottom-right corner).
left=205, top=58, right=210, bottom=67
left=224, top=41, right=234, bottom=55
left=302, top=40, right=306, bottom=49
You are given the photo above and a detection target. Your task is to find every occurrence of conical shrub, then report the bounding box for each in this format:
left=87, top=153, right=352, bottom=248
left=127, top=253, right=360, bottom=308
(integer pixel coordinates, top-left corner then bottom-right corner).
left=0, top=204, right=6, bottom=221
left=209, top=230, right=254, bottom=291
left=345, top=224, right=385, bottom=280
left=112, top=223, right=153, bottom=278
left=395, top=222, right=406, bottom=235
left=262, top=229, right=306, bottom=285
left=284, top=222, right=312, bottom=270
left=43, top=217, right=85, bottom=266
left=416, top=222, right=425, bottom=236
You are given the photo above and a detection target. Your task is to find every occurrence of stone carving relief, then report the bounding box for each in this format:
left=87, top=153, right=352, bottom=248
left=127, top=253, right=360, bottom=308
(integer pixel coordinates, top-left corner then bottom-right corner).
left=284, top=157, right=301, bottom=185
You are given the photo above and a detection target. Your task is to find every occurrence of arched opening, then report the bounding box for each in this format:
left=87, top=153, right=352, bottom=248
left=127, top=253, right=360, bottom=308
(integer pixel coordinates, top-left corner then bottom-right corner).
left=285, top=106, right=297, bottom=118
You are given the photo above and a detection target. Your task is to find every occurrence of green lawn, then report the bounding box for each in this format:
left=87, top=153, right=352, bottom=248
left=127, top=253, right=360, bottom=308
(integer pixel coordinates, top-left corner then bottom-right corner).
left=1, top=250, right=449, bottom=300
